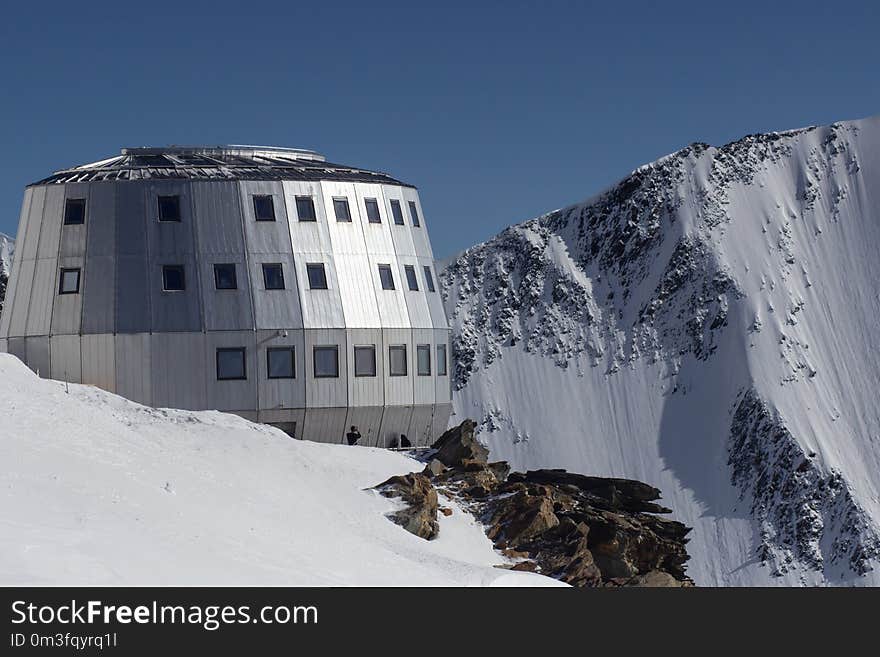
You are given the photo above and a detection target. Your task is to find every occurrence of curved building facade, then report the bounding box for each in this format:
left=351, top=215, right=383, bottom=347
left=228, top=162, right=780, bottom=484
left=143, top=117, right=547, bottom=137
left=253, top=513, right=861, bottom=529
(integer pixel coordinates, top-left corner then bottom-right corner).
left=0, top=146, right=452, bottom=446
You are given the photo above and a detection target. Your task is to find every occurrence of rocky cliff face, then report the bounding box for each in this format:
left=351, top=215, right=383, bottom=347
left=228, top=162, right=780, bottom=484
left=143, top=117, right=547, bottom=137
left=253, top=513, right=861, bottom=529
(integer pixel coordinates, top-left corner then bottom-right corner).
left=441, top=116, right=880, bottom=585
left=0, top=233, right=13, bottom=317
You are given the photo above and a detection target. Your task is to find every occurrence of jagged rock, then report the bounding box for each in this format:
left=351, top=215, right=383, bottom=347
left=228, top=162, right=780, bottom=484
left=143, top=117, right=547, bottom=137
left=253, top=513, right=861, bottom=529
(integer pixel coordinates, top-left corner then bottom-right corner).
left=430, top=420, right=489, bottom=468
left=374, top=473, right=439, bottom=540
left=624, top=570, right=686, bottom=587
left=422, top=459, right=447, bottom=477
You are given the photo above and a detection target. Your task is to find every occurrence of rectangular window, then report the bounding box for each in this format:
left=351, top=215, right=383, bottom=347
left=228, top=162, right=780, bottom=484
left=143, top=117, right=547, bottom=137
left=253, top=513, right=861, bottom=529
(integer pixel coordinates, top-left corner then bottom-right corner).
left=417, top=344, right=431, bottom=376
left=262, top=263, right=285, bottom=290
left=157, top=195, right=181, bottom=222
left=408, top=201, right=421, bottom=227
left=213, top=263, right=237, bottom=290
left=423, top=265, right=436, bottom=292
left=63, top=198, right=86, bottom=225
left=437, top=343, right=448, bottom=376
left=378, top=264, right=395, bottom=290
left=216, top=348, right=247, bottom=380
left=404, top=265, right=419, bottom=291
left=253, top=195, right=276, bottom=222
left=389, top=345, right=407, bottom=377
left=354, top=345, right=377, bottom=377
left=162, top=265, right=186, bottom=291
left=296, top=195, right=317, bottom=221
left=333, top=197, right=352, bottom=222
left=390, top=199, right=404, bottom=225
left=365, top=198, right=381, bottom=223
left=306, top=263, right=328, bottom=289
left=313, top=345, right=339, bottom=378
left=58, top=268, right=81, bottom=294
left=267, top=347, right=295, bottom=379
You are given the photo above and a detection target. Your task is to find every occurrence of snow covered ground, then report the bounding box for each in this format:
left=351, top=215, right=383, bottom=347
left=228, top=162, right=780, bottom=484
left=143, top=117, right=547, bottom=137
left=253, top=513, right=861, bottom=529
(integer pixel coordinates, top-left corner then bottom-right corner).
left=0, top=354, right=561, bottom=586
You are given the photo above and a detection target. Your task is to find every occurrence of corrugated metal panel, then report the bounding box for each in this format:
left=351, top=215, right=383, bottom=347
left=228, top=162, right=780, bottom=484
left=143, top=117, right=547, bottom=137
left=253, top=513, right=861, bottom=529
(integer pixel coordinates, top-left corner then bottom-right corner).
left=294, top=253, right=346, bottom=328
left=25, top=258, right=56, bottom=336
left=200, top=257, right=254, bottom=330
left=401, top=188, right=434, bottom=258
left=6, top=257, right=35, bottom=337
left=85, top=182, right=115, bottom=256
left=248, top=254, right=303, bottom=329
left=434, top=329, right=452, bottom=404
left=192, top=181, right=246, bottom=253
left=407, top=405, right=436, bottom=447
left=81, top=334, right=116, bottom=392
left=256, top=329, right=306, bottom=411
left=420, top=256, right=449, bottom=330
left=381, top=184, right=416, bottom=258
left=239, top=181, right=292, bottom=253
left=382, top=328, right=413, bottom=406
left=115, top=255, right=151, bottom=333
left=302, top=408, right=348, bottom=444
left=149, top=258, right=203, bottom=331
left=334, top=254, right=381, bottom=327
left=377, top=405, right=413, bottom=448
left=23, top=336, right=49, bottom=377
left=304, top=328, right=347, bottom=408
left=19, top=186, right=45, bottom=261
left=36, top=185, right=64, bottom=259
left=50, top=256, right=85, bottom=335
left=49, top=334, right=82, bottom=383
left=347, top=328, right=384, bottom=407
left=397, top=256, right=433, bottom=329
left=0, top=189, right=33, bottom=337
left=205, top=330, right=257, bottom=411
left=282, top=180, right=332, bottom=253
left=343, top=406, right=385, bottom=447
left=81, top=255, right=116, bottom=334
left=351, top=183, right=395, bottom=254
left=115, top=333, right=152, bottom=405
left=150, top=332, right=207, bottom=410
left=412, top=328, right=435, bottom=406
left=366, top=253, right=410, bottom=328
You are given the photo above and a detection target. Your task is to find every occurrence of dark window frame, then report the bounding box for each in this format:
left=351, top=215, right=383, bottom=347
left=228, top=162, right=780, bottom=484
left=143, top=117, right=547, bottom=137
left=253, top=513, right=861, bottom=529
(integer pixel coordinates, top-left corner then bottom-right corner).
left=389, top=344, right=408, bottom=377
left=423, top=265, right=436, bottom=292
left=253, top=195, right=276, bottom=222
left=390, top=199, right=404, bottom=225
left=157, top=195, right=181, bottom=223
left=354, top=345, right=377, bottom=377
left=262, top=263, right=285, bottom=290
left=437, top=343, right=448, bottom=377
left=417, top=344, right=432, bottom=376
left=306, top=263, right=328, bottom=290
left=364, top=198, right=382, bottom=223
left=313, top=345, right=340, bottom=379
left=267, top=346, right=296, bottom=379
left=332, top=197, right=352, bottom=222
left=216, top=347, right=247, bottom=381
left=213, top=263, right=238, bottom=290
left=162, top=265, right=186, bottom=292
left=58, top=268, right=81, bottom=295
left=378, top=264, right=395, bottom=290
left=295, top=195, right=317, bottom=222
left=404, top=265, right=419, bottom=291
left=63, top=198, right=86, bottom=225
left=408, top=200, right=421, bottom=227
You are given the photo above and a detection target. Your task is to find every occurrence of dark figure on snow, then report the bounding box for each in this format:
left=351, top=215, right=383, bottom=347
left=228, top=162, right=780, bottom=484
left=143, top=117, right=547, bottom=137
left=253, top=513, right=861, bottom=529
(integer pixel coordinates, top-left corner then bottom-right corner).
left=399, top=434, right=412, bottom=448
left=346, top=425, right=361, bottom=446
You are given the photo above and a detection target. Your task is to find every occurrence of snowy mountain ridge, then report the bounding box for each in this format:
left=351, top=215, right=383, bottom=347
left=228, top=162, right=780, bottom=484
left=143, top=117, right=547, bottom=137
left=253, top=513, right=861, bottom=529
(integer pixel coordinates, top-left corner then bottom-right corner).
left=442, top=116, right=880, bottom=585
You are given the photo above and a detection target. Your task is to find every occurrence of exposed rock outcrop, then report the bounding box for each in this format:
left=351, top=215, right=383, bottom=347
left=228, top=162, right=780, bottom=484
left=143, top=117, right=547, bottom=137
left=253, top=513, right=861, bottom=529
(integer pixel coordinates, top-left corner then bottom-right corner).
left=374, top=472, right=439, bottom=540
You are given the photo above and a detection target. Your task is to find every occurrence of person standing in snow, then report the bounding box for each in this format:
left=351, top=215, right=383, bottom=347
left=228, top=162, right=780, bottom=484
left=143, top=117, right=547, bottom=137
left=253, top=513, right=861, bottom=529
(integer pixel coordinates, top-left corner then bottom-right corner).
left=346, top=426, right=361, bottom=446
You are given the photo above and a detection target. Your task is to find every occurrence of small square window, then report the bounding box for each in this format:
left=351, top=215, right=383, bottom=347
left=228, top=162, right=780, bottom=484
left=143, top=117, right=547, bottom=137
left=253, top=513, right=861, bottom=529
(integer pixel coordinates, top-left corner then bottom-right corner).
left=253, top=195, right=276, bottom=222
left=63, top=199, right=86, bottom=225
left=58, top=268, right=81, bottom=294
left=313, top=345, right=339, bottom=378
left=389, top=345, right=407, bottom=377
left=306, top=263, right=328, bottom=290
left=404, top=265, right=419, bottom=291
left=365, top=198, right=381, bottom=223
left=213, top=263, right=237, bottom=290
left=262, top=263, right=285, bottom=290
left=417, top=344, right=431, bottom=376
left=378, top=264, right=395, bottom=290
left=216, top=348, right=246, bottom=380
left=423, top=265, right=436, bottom=292
left=333, top=197, right=351, bottom=222
left=296, top=196, right=317, bottom=221
left=162, top=265, right=186, bottom=291
left=408, top=201, right=421, bottom=227
left=158, top=195, right=181, bottom=222
left=437, top=344, right=448, bottom=376
left=390, top=199, right=404, bottom=225
left=354, top=345, right=377, bottom=377
left=267, top=347, right=295, bottom=379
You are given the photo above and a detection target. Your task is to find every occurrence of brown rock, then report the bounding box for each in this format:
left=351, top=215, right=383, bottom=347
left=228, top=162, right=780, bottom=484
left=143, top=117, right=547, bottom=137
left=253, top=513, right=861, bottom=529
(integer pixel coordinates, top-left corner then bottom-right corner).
left=430, top=420, right=489, bottom=468
left=374, top=473, right=439, bottom=540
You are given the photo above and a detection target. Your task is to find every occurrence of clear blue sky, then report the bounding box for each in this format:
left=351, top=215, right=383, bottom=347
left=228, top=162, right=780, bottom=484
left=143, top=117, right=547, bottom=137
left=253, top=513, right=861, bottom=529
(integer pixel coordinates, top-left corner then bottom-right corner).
left=1, top=0, right=878, bottom=257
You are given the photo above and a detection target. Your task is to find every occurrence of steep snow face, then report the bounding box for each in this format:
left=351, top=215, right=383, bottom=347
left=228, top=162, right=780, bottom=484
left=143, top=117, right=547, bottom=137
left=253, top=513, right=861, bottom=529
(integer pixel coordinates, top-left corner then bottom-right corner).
left=0, top=232, right=13, bottom=314
left=442, top=116, right=880, bottom=586
left=0, top=354, right=560, bottom=586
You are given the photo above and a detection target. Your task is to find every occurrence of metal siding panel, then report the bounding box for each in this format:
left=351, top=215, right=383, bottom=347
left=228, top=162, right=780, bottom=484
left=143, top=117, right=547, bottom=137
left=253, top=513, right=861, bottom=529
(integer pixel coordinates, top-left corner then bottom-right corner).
left=347, top=328, right=384, bottom=407
left=377, top=405, right=413, bottom=448
left=115, top=182, right=147, bottom=256
left=420, top=256, right=449, bottom=330
left=432, top=403, right=454, bottom=441
left=19, top=186, right=45, bottom=261
left=150, top=333, right=207, bottom=410
left=295, top=253, right=345, bottom=328
left=115, top=333, right=152, bottom=405
left=149, top=258, right=202, bottom=331
left=398, top=255, right=433, bottom=329
left=334, top=254, right=381, bottom=327
left=344, top=406, right=385, bottom=447
left=81, top=255, right=116, bottom=333
left=205, top=331, right=257, bottom=411
left=145, top=181, right=195, bottom=257
left=36, top=185, right=64, bottom=259
left=257, top=329, right=306, bottom=411
left=0, top=190, right=33, bottom=337
left=201, top=256, right=254, bottom=330
left=407, top=405, right=436, bottom=447
left=367, top=253, right=410, bottom=328
left=283, top=180, right=331, bottom=253
left=381, top=184, right=416, bottom=257
left=81, top=333, right=116, bottom=392
left=434, top=329, right=452, bottom=403
left=304, top=328, right=347, bottom=408
left=7, top=337, right=27, bottom=363
left=115, top=255, right=151, bottom=333
left=239, top=181, right=292, bottom=253
left=49, top=334, right=82, bottom=382
left=25, top=258, right=55, bottom=335
left=413, top=328, right=435, bottom=405
left=50, top=256, right=85, bottom=334
left=249, top=254, right=303, bottom=328
left=24, top=336, right=49, bottom=377
left=0, top=338, right=6, bottom=353
left=302, top=408, right=348, bottom=444
left=383, top=328, right=413, bottom=405
left=58, top=184, right=90, bottom=258
left=7, top=258, right=36, bottom=337
left=85, top=182, right=116, bottom=256
left=401, top=188, right=434, bottom=258
left=192, top=182, right=245, bottom=254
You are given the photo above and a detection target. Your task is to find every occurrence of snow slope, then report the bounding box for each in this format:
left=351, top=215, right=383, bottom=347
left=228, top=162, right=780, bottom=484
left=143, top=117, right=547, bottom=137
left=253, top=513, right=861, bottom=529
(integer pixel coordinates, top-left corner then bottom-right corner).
left=0, top=354, right=560, bottom=586
left=443, top=115, right=880, bottom=586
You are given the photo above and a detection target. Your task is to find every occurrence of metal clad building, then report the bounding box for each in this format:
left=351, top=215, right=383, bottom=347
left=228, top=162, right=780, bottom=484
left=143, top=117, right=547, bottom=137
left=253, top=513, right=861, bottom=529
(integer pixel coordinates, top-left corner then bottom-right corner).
left=0, top=146, right=452, bottom=445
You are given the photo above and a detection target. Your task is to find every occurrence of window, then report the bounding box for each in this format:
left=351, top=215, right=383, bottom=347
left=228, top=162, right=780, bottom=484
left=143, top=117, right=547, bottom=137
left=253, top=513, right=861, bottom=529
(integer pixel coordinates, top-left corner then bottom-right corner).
left=389, top=345, right=407, bottom=377
left=437, top=344, right=448, bottom=376
left=162, top=265, right=186, bottom=291
left=63, top=198, right=86, bottom=225
left=58, top=268, right=81, bottom=294
left=365, top=198, right=381, bottom=223
left=354, top=345, right=377, bottom=377
left=313, top=345, right=339, bottom=378
left=213, top=263, right=237, bottom=290
left=408, top=201, right=421, bottom=227
left=306, top=263, right=328, bottom=289
left=423, top=265, right=436, bottom=292
left=417, top=344, right=431, bottom=376
left=390, top=199, right=404, bottom=225
left=296, top=196, right=317, bottom=221
left=216, top=348, right=246, bottom=380
left=253, top=195, right=276, bottom=222
left=378, top=264, right=395, bottom=290
left=157, top=195, right=181, bottom=222
left=267, top=347, right=295, bottom=379
left=404, top=265, right=419, bottom=291
left=262, top=263, right=285, bottom=290
left=333, top=197, right=352, bottom=222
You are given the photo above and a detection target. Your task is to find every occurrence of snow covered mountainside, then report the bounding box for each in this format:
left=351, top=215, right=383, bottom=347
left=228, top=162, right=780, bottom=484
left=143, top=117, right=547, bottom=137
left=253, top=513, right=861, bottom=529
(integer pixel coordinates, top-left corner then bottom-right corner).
left=442, top=115, right=880, bottom=586
left=0, top=232, right=13, bottom=315
left=0, top=354, right=559, bottom=586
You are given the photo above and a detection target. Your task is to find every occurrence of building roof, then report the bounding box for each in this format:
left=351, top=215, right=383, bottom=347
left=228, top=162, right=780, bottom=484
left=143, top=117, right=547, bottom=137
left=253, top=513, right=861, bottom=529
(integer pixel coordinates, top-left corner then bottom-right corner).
left=29, top=145, right=415, bottom=187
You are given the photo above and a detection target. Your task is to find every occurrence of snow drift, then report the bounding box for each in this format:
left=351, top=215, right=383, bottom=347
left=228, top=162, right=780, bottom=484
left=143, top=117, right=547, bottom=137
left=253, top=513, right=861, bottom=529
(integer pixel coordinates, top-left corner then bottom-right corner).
left=442, top=115, right=880, bottom=586
left=0, top=354, right=560, bottom=586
